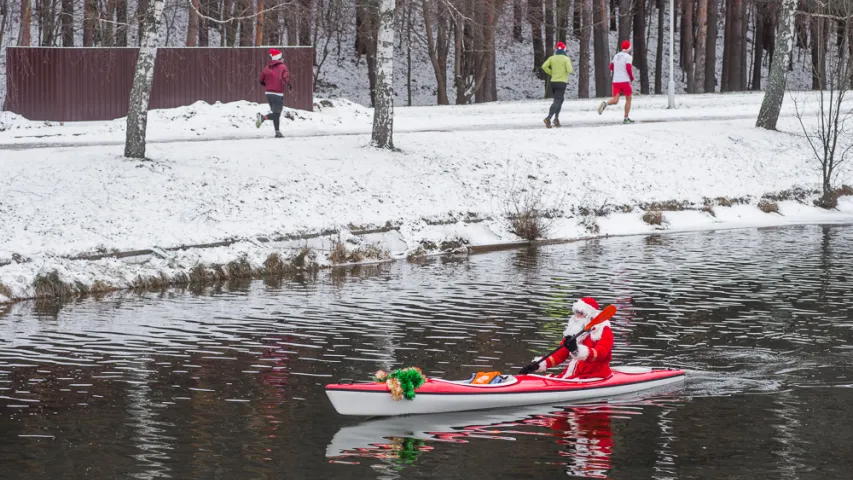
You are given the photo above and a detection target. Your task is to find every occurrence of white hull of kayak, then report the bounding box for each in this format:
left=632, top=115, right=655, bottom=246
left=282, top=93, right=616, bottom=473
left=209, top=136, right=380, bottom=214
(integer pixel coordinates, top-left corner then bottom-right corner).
left=326, top=370, right=685, bottom=416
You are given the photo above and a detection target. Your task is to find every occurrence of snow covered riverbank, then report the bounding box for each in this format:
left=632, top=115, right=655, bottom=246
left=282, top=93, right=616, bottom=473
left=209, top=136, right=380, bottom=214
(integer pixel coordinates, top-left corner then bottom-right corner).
left=1, top=92, right=852, bottom=304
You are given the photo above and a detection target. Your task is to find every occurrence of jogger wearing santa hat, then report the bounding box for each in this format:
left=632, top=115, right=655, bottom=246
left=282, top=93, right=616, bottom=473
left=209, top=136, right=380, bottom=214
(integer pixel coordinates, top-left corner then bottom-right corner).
left=519, top=297, right=614, bottom=379
left=598, top=40, right=635, bottom=124
left=541, top=41, right=574, bottom=128
left=256, top=48, right=292, bottom=138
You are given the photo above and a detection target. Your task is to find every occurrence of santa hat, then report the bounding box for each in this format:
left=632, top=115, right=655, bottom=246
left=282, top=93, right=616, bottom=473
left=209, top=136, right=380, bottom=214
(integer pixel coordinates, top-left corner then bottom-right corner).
left=269, top=48, right=282, bottom=61
left=621, top=40, right=631, bottom=51
left=555, top=41, right=566, bottom=51
left=572, top=297, right=600, bottom=318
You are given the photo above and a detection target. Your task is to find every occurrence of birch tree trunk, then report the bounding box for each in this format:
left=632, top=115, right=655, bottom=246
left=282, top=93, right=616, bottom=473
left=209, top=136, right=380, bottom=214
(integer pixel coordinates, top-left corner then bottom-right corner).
left=124, top=0, right=165, bottom=159
left=755, top=0, right=796, bottom=130
left=371, top=0, right=395, bottom=149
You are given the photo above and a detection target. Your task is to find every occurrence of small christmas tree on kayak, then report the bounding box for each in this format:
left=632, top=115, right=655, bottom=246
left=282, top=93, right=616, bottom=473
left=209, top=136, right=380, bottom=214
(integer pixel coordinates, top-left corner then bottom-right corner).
left=373, top=367, right=427, bottom=400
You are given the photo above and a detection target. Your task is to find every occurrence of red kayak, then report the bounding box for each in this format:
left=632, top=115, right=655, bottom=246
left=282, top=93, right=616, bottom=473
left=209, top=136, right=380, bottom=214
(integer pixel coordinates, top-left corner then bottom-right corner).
left=326, top=366, right=685, bottom=416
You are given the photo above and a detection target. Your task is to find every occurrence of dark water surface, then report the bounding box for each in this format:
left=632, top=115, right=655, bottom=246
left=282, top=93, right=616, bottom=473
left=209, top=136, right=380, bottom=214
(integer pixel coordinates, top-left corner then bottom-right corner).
left=2, top=224, right=853, bottom=479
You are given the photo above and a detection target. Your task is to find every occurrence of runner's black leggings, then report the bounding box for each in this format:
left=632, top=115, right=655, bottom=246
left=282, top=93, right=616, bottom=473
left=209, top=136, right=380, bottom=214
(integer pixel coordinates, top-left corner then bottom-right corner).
left=265, top=93, right=284, bottom=131
left=549, top=82, right=567, bottom=119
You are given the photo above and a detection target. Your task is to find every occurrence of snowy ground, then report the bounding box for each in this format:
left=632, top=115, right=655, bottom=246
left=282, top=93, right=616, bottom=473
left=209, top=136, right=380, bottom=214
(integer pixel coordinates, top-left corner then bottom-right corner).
left=1, top=91, right=852, bottom=304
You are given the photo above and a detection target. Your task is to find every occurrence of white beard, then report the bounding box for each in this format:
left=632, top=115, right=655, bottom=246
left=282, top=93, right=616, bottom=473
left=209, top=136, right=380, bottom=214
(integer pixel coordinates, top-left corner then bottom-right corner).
left=563, top=316, right=588, bottom=337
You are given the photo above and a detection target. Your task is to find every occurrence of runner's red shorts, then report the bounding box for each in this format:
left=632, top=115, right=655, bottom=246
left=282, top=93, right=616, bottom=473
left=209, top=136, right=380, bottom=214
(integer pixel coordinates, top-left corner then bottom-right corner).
left=612, top=82, right=633, bottom=96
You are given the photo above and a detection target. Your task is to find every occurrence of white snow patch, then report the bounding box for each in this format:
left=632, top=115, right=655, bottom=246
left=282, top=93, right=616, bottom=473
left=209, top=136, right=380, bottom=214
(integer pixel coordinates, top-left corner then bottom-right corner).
left=1, top=93, right=852, bottom=302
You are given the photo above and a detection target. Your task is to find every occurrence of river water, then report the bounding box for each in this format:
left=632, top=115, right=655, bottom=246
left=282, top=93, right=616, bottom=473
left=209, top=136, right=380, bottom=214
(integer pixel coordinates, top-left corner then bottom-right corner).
left=2, top=224, right=853, bottom=479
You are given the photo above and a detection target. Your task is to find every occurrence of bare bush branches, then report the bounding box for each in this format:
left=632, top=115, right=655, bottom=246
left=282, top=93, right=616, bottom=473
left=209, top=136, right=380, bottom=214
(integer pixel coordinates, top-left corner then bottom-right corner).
left=792, top=1, right=853, bottom=208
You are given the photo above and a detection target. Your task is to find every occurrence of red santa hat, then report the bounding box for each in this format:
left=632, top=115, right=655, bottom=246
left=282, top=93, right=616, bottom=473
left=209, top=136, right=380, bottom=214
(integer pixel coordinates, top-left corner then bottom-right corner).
left=572, top=297, right=600, bottom=318
left=269, top=48, right=283, bottom=61
left=621, top=40, right=631, bottom=51
left=555, top=41, right=567, bottom=51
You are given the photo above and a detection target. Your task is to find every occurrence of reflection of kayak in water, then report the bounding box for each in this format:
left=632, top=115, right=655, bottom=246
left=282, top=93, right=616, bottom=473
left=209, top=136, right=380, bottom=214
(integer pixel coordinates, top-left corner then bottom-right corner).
left=325, top=366, right=685, bottom=416
left=326, top=388, right=682, bottom=471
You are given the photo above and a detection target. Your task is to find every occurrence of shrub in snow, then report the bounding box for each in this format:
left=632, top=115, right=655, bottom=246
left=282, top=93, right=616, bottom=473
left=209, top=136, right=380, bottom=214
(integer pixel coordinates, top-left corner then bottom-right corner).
left=642, top=211, right=664, bottom=226
left=758, top=200, right=780, bottom=214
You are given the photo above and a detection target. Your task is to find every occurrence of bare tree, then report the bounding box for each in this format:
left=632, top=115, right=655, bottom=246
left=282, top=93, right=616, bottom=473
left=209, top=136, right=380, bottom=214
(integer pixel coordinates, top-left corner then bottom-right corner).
left=124, top=0, right=166, bottom=159
left=683, top=0, right=694, bottom=91
left=421, top=0, right=450, bottom=104
left=19, top=0, right=31, bottom=45
left=578, top=0, right=591, bottom=97
left=756, top=0, right=797, bottom=130
left=793, top=5, right=853, bottom=207
left=810, top=2, right=829, bottom=90
left=722, top=0, right=747, bottom=91
left=695, top=0, right=708, bottom=92
left=237, top=0, right=253, bottom=45
left=705, top=0, right=719, bottom=92
left=557, top=0, right=570, bottom=41
left=750, top=2, right=765, bottom=90
left=513, top=0, right=523, bottom=41
left=545, top=0, right=554, bottom=51
left=371, top=0, right=395, bottom=149
left=632, top=0, right=648, bottom=93
left=116, top=0, right=128, bottom=46
left=530, top=0, right=545, bottom=75
left=592, top=0, right=610, bottom=96
left=103, top=0, right=116, bottom=46
left=655, top=0, right=664, bottom=93
left=187, top=0, right=200, bottom=45
left=60, top=0, right=73, bottom=46
left=618, top=0, right=631, bottom=42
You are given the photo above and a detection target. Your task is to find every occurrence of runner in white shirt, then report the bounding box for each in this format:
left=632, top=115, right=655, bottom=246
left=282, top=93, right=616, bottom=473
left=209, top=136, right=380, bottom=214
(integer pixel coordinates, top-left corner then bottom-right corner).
left=597, top=40, right=635, bottom=123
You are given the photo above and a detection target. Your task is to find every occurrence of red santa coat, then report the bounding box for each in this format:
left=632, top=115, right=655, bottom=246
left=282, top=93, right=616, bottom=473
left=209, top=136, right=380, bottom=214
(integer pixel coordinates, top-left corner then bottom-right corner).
left=542, top=322, right=614, bottom=379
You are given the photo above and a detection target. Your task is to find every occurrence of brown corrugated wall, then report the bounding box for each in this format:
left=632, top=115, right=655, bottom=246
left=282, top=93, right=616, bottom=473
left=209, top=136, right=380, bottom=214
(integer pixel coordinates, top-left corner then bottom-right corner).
left=4, top=47, right=314, bottom=122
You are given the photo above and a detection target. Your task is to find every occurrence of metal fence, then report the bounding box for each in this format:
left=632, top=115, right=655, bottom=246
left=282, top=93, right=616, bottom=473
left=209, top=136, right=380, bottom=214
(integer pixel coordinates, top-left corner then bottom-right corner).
left=4, top=47, right=314, bottom=122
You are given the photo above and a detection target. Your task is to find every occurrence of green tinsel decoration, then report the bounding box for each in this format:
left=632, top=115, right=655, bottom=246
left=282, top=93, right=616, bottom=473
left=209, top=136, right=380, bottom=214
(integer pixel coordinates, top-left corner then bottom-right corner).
left=372, top=366, right=427, bottom=401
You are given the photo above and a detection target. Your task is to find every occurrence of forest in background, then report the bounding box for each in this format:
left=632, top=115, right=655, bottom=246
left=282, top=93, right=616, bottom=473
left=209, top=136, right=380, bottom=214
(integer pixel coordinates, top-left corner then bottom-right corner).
left=1, top=0, right=852, bottom=107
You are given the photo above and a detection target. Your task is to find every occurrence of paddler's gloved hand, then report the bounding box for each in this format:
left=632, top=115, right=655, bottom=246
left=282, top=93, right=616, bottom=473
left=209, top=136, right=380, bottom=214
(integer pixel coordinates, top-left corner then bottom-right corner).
left=563, top=336, right=578, bottom=354
left=519, top=360, right=545, bottom=375
left=570, top=344, right=590, bottom=360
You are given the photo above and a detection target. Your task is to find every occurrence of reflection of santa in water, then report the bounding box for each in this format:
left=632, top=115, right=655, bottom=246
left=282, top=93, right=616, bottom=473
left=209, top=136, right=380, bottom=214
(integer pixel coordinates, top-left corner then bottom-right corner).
left=531, top=407, right=614, bottom=479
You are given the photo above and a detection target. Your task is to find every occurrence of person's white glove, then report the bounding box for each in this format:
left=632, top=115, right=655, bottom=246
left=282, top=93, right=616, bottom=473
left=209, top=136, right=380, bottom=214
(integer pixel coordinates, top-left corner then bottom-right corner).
left=571, top=345, right=590, bottom=360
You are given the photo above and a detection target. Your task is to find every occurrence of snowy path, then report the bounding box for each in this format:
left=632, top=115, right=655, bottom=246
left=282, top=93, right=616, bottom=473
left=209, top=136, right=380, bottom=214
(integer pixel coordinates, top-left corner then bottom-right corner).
left=0, top=111, right=769, bottom=150
left=2, top=92, right=827, bottom=150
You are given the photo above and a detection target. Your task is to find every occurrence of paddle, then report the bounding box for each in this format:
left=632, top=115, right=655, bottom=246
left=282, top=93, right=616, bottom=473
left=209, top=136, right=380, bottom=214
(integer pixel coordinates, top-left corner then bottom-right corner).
left=519, top=304, right=617, bottom=375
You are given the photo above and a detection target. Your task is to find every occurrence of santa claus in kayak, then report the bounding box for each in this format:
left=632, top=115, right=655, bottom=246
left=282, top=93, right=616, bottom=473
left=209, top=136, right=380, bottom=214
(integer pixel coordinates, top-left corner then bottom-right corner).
left=520, top=297, right=614, bottom=379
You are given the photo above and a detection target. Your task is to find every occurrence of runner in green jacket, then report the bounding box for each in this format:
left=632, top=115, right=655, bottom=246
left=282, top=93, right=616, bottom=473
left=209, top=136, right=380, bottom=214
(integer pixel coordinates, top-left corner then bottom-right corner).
left=541, top=42, right=574, bottom=128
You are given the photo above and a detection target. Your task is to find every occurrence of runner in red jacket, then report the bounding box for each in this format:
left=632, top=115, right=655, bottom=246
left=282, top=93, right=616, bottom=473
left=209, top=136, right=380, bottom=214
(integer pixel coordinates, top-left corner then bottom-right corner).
left=255, top=48, right=292, bottom=138
left=521, top=297, right=614, bottom=379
